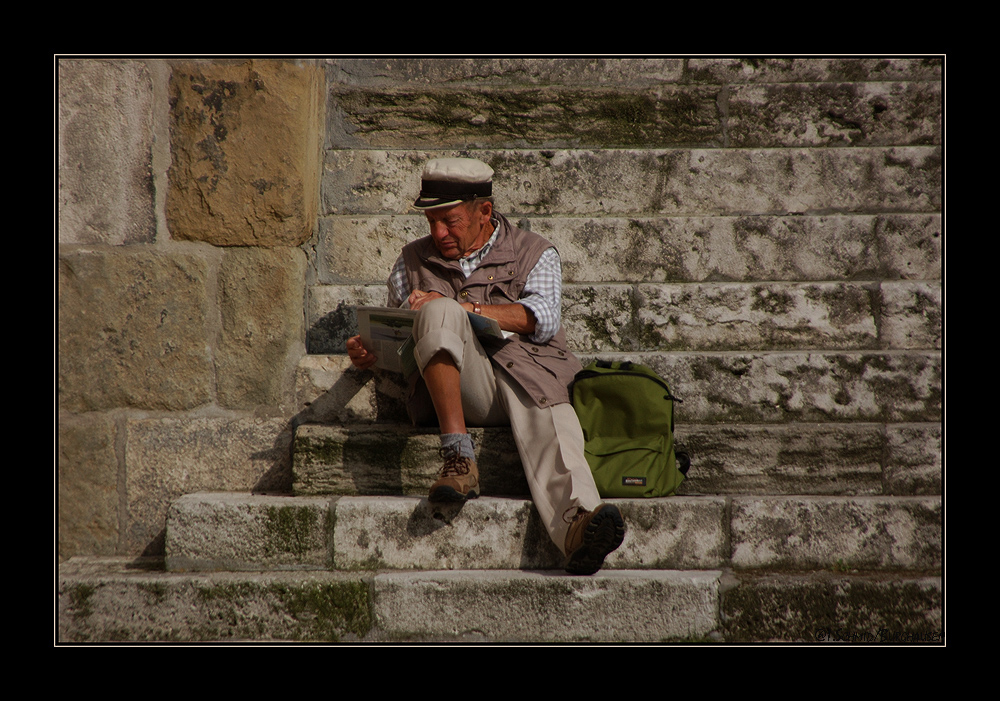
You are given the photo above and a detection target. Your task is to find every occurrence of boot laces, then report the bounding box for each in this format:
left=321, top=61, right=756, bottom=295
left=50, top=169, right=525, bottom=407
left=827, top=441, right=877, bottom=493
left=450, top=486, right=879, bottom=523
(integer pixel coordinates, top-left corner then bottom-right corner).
left=439, top=449, right=471, bottom=477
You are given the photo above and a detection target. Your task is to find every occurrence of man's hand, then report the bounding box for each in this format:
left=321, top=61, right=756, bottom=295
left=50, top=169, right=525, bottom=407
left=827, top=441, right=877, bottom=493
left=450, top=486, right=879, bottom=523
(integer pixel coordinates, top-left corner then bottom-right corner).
left=407, top=290, right=445, bottom=311
left=346, top=335, right=377, bottom=370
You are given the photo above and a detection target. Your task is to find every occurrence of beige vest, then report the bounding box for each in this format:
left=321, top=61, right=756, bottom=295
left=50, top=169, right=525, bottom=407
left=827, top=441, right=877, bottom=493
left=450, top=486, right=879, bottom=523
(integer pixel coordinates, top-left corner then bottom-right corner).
left=401, top=213, right=582, bottom=409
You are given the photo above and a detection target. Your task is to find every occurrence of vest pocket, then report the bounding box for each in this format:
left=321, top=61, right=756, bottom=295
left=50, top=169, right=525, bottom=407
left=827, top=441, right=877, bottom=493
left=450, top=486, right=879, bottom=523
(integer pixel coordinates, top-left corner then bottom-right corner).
left=487, top=279, right=522, bottom=304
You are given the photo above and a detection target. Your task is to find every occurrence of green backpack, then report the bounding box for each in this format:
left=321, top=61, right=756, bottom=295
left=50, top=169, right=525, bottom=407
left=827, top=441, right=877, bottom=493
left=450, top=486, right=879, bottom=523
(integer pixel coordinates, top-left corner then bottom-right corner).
left=571, top=360, right=690, bottom=498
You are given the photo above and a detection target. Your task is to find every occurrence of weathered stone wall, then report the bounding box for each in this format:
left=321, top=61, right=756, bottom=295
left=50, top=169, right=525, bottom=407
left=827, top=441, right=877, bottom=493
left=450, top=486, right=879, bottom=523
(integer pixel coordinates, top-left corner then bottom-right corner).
left=58, top=57, right=942, bottom=560
left=58, top=58, right=322, bottom=558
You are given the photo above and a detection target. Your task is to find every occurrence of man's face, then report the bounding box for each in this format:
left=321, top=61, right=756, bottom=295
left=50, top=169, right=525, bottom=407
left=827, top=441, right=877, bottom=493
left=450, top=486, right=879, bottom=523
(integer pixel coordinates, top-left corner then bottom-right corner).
left=425, top=200, right=493, bottom=260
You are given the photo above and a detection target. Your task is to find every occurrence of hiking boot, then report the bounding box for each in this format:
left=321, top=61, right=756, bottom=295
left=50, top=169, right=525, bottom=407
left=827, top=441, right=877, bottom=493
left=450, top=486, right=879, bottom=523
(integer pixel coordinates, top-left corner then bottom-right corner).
left=564, top=504, right=626, bottom=575
left=428, top=450, right=480, bottom=502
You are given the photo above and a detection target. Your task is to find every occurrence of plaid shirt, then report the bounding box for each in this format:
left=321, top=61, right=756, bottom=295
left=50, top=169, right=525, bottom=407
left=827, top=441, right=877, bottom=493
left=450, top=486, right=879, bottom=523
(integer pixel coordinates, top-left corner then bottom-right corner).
left=387, top=219, right=563, bottom=344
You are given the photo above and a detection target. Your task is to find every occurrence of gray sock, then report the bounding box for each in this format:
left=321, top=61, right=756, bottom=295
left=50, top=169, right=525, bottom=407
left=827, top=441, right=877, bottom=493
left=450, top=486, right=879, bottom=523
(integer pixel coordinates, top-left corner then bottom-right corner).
left=441, top=433, right=475, bottom=460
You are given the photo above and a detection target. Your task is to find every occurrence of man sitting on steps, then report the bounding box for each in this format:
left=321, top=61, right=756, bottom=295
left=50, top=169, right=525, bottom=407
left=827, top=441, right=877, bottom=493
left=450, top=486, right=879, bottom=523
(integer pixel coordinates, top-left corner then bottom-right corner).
left=346, top=157, right=625, bottom=575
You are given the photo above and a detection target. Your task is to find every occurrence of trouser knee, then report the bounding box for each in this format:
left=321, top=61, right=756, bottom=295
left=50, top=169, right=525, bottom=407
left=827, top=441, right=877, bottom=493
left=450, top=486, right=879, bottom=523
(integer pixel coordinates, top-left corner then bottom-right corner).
left=413, top=297, right=466, bottom=339
left=412, top=297, right=468, bottom=373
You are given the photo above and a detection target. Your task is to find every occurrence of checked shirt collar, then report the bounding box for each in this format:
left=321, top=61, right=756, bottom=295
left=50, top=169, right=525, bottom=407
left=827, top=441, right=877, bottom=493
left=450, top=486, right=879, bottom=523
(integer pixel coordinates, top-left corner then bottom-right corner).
left=457, top=217, right=500, bottom=279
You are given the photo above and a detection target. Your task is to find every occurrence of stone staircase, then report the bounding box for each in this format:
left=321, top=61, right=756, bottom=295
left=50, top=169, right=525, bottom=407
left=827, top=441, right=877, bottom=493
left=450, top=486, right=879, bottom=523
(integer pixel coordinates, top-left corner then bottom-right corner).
left=59, top=413, right=942, bottom=643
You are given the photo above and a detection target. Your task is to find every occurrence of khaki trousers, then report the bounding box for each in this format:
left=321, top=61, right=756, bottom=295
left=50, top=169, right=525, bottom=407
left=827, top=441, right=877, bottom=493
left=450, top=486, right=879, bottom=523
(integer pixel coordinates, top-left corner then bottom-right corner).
left=411, top=297, right=602, bottom=554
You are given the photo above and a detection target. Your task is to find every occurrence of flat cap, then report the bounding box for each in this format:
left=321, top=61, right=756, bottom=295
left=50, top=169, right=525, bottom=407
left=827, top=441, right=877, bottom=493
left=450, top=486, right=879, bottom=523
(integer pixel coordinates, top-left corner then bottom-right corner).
left=412, top=158, right=493, bottom=210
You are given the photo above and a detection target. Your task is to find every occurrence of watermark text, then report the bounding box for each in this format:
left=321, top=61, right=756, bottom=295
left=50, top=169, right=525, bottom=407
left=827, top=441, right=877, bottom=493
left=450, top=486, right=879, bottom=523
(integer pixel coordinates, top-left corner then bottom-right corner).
left=814, top=628, right=943, bottom=643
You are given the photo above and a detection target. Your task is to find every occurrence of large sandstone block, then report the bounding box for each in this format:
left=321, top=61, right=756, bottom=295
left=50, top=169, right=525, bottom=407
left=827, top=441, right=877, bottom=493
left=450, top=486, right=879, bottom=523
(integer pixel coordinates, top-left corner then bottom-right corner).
left=166, top=493, right=334, bottom=572
left=680, top=421, right=941, bottom=497
left=539, top=213, right=942, bottom=284
left=611, top=497, right=728, bottom=570
left=322, top=149, right=941, bottom=217
left=730, top=496, right=942, bottom=570
left=885, top=424, right=943, bottom=495
left=373, top=569, right=721, bottom=642
left=123, top=417, right=292, bottom=555
left=167, top=59, right=322, bottom=246
left=316, top=215, right=425, bottom=284
left=217, top=247, right=306, bottom=409
left=677, top=423, right=885, bottom=496
left=727, top=82, right=940, bottom=147
left=328, top=85, right=721, bottom=149
left=58, top=249, right=213, bottom=412
left=58, top=559, right=372, bottom=642
left=564, top=282, right=881, bottom=352
left=635, top=351, right=941, bottom=423
left=58, top=414, right=120, bottom=559
left=58, top=59, right=155, bottom=245
left=880, top=281, right=942, bottom=350
left=721, top=572, right=943, bottom=643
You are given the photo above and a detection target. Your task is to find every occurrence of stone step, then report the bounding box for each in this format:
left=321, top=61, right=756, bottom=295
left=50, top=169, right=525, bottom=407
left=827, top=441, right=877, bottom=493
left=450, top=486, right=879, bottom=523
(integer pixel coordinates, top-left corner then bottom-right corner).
left=58, top=557, right=943, bottom=643
left=292, top=422, right=942, bottom=497
left=322, top=149, right=940, bottom=218
left=308, top=279, right=941, bottom=355
left=296, top=350, right=941, bottom=426
left=325, top=79, right=940, bottom=150
left=312, top=214, right=940, bottom=332
left=165, top=492, right=940, bottom=574
left=375, top=569, right=722, bottom=642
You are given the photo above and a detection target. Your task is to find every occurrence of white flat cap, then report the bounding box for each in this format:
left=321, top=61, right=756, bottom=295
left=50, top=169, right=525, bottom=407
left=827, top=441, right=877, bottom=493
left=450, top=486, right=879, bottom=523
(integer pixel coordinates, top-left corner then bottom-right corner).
left=412, top=158, right=494, bottom=210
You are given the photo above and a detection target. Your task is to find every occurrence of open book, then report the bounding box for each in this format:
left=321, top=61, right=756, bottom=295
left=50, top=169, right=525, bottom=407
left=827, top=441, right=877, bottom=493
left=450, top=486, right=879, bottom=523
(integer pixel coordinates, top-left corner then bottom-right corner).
left=357, top=306, right=505, bottom=376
